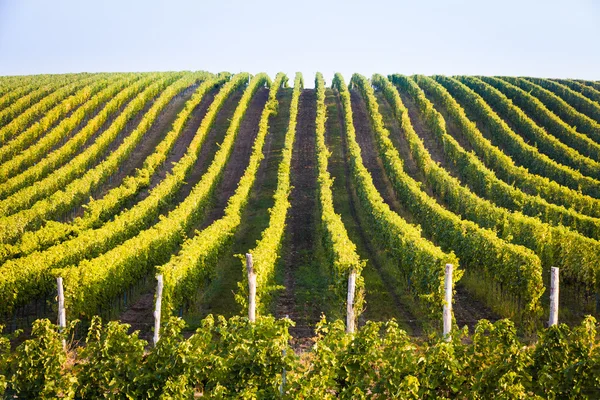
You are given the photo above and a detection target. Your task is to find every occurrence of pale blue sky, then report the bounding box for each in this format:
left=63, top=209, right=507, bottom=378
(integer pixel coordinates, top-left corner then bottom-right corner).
left=1, top=0, right=599, bottom=85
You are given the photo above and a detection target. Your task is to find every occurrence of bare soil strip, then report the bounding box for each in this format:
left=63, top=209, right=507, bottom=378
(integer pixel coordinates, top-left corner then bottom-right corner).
left=276, top=89, right=320, bottom=342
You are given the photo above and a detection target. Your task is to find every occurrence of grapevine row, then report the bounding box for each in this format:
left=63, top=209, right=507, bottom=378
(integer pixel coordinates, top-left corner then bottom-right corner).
left=470, top=77, right=600, bottom=178
left=159, top=73, right=285, bottom=314
left=58, top=74, right=270, bottom=317
left=385, top=75, right=600, bottom=294
left=435, top=75, right=600, bottom=217
left=0, top=73, right=131, bottom=168
left=410, top=75, right=600, bottom=236
left=554, top=79, right=600, bottom=115
left=0, top=73, right=157, bottom=204
left=494, top=76, right=600, bottom=146
left=456, top=76, right=600, bottom=197
left=244, top=73, right=302, bottom=314
left=0, top=73, right=106, bottom=144
left=314, top=72, right=365, bottom=317
left=482, top=77, right=600, bottom=162
left=0, top=73, right=246, bottom=316
left=0, top=75, right=228, bottom=263
left=351, top=73, right=542, bottom=325
left=333, top=73, right=460, bottom=319
left=524, top=77, right=600, bottom=130
left=0, top=75, right=78, bottom=125
left=0, top=72, right=198, bottom=244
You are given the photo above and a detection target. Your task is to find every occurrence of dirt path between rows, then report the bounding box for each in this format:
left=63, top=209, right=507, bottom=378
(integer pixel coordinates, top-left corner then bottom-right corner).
left=276, top=90, right=319, bottom=342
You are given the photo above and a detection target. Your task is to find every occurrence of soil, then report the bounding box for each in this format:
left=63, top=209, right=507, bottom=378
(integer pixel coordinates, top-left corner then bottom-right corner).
left=276, top=90, right=319, bottom=341
left=119, top=292, right=156, bottom=343
left=453, top=284, right=499, bottom=330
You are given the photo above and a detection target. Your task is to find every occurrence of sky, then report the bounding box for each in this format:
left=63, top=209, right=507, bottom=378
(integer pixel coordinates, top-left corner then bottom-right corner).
left=0, top=0, right=599, bottom=86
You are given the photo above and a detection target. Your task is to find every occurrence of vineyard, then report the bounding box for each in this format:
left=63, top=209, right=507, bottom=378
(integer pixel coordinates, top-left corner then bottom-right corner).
left=1, top=71, right=600, bottom=397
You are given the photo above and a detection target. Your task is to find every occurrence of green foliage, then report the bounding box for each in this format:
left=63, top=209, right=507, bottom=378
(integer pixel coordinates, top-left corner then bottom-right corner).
left=58, top=73, right=268, bottom=318
left=0, top=72, right=211, bottom=316
left=315, top=72, right=365, bottom=320
left=412, top=75, right=600, bottom=231
left=434, top=75, right=600, bottom=218
left=1, top=315, right=600, bottom=398
left=158, top=72, right=282, bottom=315
left=456, top=76, right=600, bottom=197
left=474, top=76, right=600, bottom=178
left=0, top=74, right=227, bottom=263
left=241, top=72, right=303, bottom=313
left=8, top=319, right=77, bottom=399
left=520, top=77, right=600, bottom=141
left=0, top=73, right=104, bottom=144
left=75, top=316, right=146, bottom=398
left=357, top=73, right=544, bottom=326
left=386, top=75, right=600, bottom=297
left=0, top=325, right=10, bottom=396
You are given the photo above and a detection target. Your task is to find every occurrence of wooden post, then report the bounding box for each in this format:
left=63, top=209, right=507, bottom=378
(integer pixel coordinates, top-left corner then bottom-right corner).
left=549, top=267, right=559, bottom=327
left=153, top=274, right=164, bottom=347
left=443, top=264, right=453, bottom=341
left=280, top=313, right=289, bottom=396
left=346, top=270, right=356, bottom=333
left=246, top=254, right=256, bottom=323
left=57, top=277, right=66, bottom=349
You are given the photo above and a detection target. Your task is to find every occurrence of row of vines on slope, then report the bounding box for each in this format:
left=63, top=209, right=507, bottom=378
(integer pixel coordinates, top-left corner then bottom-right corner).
left=435, top=75, right=600, bottom=217
left=57, top=74, right=270, bottom=317
left=351, top=73, right=542, bottom=327
left=0, top=74, right=228, bottom=264
left=408, top=75, right=600, bottom=239
left=386, top=75, right=600, bottom=295
left=159, top=73, right=285, bottom=315
left=0, top=73, right=157, bottom=203
left=0, top=72, right=222, bottom=315
left=242, top=73, right=303, bottom=314
left=314, top=72, right=365, bottom=321
left=0, top=73, right=106, bottom=144
left=333, top=73, right=460, bottom=323
left=0, top=72, right=203, bottom=245
left=457, top=76, right=600, bottom=197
